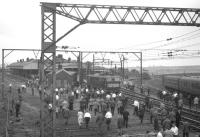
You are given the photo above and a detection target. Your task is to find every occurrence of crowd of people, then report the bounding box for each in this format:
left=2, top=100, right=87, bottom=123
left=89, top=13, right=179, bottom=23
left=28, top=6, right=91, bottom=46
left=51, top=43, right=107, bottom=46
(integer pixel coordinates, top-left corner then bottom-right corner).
left=8, top=80, right=198, bottom=137
left=44, top=85, right=192, bottom=137
left=159, top=90, right=199, bottom=111
left=48, top=86, right=131, bottom=135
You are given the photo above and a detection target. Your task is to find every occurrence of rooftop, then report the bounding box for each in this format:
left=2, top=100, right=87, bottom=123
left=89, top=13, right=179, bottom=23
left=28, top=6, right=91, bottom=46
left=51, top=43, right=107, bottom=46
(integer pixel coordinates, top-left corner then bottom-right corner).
left=7, top=60, right=38, bottom=70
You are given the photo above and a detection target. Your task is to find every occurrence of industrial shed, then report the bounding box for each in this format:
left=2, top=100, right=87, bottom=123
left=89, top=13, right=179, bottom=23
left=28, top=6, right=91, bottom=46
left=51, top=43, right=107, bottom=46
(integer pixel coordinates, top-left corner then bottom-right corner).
left=47, top=69, right=76, bottom=89
left=7, top=59, right=39, bottom=78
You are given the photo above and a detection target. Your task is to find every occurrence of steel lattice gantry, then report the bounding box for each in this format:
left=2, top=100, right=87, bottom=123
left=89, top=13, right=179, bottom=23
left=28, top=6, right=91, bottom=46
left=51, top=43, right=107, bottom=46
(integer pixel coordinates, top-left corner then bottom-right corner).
left=40, top=2, right=200, bottom=137
left=42, top=2, right=200, bottom=26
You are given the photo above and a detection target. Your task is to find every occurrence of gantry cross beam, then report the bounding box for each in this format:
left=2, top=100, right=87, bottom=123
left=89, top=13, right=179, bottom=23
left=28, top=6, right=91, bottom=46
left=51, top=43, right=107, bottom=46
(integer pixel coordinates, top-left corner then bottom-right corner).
left=40, top=2, right=200, bottom=137
left=42, top=2, right=200, bottom=26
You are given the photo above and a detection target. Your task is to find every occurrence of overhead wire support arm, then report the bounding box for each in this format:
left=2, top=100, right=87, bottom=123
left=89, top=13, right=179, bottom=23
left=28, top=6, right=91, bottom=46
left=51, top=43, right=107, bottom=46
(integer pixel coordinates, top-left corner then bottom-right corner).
left=42, top=23, right=82, bottom=53
left=43, top=3, right=200, bottom=26
left=41, top=3, right=94, bottom=54
left=4, top=50, right=14, bottom=59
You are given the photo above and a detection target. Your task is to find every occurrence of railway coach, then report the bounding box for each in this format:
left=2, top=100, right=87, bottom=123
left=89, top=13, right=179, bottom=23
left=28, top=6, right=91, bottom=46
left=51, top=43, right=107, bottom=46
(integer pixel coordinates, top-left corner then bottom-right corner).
left=87, top=74, right=121, bottom=91
left=163, top=75, right=200, bottom=96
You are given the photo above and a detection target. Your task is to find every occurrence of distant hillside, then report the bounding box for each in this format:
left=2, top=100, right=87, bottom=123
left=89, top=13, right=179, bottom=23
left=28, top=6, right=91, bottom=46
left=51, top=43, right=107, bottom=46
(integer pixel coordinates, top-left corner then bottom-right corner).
left=144, top=65, right=200, bottom=75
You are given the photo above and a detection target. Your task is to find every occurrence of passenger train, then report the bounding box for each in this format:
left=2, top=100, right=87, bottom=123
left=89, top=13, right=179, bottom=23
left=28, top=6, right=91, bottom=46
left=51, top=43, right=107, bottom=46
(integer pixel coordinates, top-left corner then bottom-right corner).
left=163, top=75, right=200, bottom=96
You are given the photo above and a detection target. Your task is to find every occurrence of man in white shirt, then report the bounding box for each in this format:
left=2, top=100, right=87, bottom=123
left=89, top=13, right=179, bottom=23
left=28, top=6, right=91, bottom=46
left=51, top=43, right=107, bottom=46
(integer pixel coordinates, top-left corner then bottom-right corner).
left=170, top=122, right=178, bottom=137
left=96, top=90, right=100, bottom=95
left=106, top=94, right=111, bottom=100
left=71, top=91, right=74, bottom=96
left=76, top=89, right=79, bottom=99
left=48, top=103, right=53, bottom=114
left=56, top=94, right=59, bottom=101
left=157, top=129, right=163, bottom=137
left=194, top=96, right=199, bottom=111
left=55, top=88, right=58, bottom=93
left=55, top=93, right=60, bottom=106
left=162, top=90, right=167, bottom=95
left=101, top=90, right=104, bottom=94
left=133, top=100, right=139, bottom=116
left=56, top=106, right=59, bottom=118
left=86, top=88, right=89, bottom=93
left=112, top=93, right=116, bottom=101
left=84, top=111, right=91, bottom=128
left=77, top=110, right=84, bottom=128
left=105, top=110, right=112, bottom=130
left=162, top=91, right=167, bottom=101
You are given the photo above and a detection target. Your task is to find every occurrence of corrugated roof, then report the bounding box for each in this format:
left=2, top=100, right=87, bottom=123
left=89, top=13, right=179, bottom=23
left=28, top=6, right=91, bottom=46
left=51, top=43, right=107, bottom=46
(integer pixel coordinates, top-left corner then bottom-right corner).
left=7, top=60, right=38, bottom=70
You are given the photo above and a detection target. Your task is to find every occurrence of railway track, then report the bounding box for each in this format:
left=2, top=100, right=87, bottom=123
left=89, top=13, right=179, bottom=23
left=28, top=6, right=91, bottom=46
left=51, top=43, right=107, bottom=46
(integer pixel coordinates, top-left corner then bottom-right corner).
left=121, top=88, right=200, bottom=131
left=134, top=85, right=200, bottom=117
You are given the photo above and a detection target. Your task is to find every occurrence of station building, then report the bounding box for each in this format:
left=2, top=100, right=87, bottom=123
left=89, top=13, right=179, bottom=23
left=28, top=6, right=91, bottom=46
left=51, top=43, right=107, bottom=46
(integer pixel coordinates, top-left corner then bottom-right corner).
left=7, top=59, right=39, bottom=78
left=7, top=53, right=113, bottom=89
left=7, top=56, right=94, bottom=88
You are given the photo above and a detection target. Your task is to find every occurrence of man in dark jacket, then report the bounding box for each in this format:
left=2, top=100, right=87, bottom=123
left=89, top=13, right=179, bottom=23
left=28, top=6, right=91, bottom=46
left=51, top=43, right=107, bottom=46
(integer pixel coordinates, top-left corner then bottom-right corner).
left=110, top=99, right=115, bottom=116
left=117, top=114, right=124, bottom=135
left=154, top=117, right=159, bottom=132
left=145, top=95, right=150, bottom=110
left=123, top=109, right=129, bottom=128
left=182, top=121, right=190, bottom=137
left=63, top=107, right=70, bottom=125
left=93, top=100, right=99, bottom=116
left=15, top=100, right=21, bottom=118
left=138, top=104, right=145, bottom=124
left=163, top=116, right=171, bottom=131
left=96, top=113, right=105, bottom=135
left=175, top=109, right=181, bottom=128
left=160, top=108, right=168, bottom=126
left=188, top=95, right=192, bottom=109
left=102, top=102, right=107, bottom=116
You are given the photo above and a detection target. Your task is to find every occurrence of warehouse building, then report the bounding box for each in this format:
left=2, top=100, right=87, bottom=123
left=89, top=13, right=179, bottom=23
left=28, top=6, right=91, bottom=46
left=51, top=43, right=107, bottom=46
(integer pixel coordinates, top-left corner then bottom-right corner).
left=47, top=69, right=76, bottom=89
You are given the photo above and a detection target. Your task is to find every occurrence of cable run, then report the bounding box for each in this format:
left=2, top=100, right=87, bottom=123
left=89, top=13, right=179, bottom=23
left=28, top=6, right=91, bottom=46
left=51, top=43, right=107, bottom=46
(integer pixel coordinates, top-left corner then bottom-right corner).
left=116, top=28, right=200, bottom=51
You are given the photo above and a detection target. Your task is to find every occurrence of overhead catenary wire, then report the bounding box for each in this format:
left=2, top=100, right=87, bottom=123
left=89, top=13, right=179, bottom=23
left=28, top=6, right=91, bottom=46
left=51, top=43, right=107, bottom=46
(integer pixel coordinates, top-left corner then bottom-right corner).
left=142, top=50, right=200, bottom=61
left=146, top=33, right=200, bottom=50
left=169, top=28, right=200, bottom=40
left=116, top=28, right=200, bottom=51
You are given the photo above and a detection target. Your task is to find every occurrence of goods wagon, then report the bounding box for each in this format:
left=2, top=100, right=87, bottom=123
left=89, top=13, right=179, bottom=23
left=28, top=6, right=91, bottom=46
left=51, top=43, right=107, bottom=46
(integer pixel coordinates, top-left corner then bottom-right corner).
left=163, top=75, right=200, bottom=95
left=87, top=74, right=121, bottom=90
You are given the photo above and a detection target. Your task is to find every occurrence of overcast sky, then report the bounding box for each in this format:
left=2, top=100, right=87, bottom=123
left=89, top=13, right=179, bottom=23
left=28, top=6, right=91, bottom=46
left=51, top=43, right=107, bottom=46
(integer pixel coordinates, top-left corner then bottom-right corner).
left=1, top=0, right=200, bottom=67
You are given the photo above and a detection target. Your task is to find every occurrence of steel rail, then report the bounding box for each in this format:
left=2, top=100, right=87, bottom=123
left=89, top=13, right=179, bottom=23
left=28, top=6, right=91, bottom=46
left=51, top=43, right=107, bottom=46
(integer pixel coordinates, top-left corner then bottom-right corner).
left=122, top=88, right=200, bottom=130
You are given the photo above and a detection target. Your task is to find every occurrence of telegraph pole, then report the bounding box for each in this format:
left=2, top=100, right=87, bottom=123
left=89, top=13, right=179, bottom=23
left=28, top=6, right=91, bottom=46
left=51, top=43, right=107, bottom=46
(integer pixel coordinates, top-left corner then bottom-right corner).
left=2, top=49, right=5, bottom=99
left=140, top=52, right=143, bottom=93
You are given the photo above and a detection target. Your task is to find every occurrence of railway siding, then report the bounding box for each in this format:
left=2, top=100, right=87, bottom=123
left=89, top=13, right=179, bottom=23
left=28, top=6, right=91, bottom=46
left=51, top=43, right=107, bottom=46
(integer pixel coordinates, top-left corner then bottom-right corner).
left=121, top=88, right=200, bottom=131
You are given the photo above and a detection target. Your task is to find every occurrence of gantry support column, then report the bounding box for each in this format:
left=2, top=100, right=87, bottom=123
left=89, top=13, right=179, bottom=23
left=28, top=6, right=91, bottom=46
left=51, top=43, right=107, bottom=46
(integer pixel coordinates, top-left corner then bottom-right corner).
left=1, top=49, right=6, bottom=137
left=2, top=49, right=5, bottom=100
left=80, top=52, right=83, bottom=85
left=41, top=3, right=56, bottom=137
left=140, top=52, right=143, bottom=93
